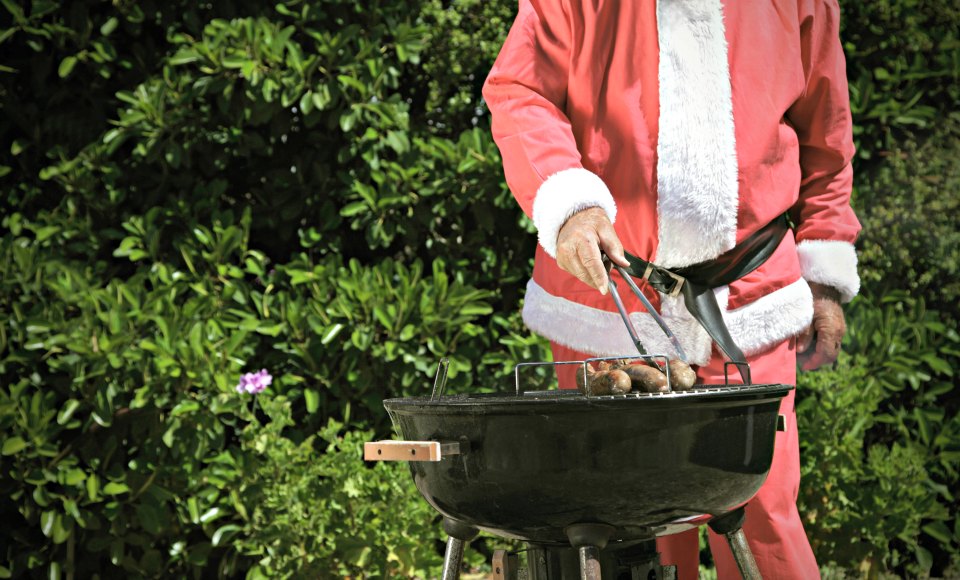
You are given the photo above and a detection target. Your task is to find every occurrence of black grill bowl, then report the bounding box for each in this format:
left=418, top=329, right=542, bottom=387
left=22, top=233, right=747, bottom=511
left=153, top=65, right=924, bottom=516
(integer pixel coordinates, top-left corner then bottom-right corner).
left=384, top=384, right=792, bottom=544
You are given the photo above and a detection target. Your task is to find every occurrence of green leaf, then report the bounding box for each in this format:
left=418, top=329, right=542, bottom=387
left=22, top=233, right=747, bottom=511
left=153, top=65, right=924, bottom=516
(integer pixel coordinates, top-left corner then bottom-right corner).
left=399, top=324, right=416, bottom=341
left=299, top=91, right=315, bottom=115
left=100, top=17, right=118, bottom=36
left=459, top=304, right=493, bottom=316
left=312, top=85, right=332, bottom=110
left=221, top=54, right=249, bottom=69
left=199, top=507, right=223, bottom=524
left=920, top=353, right=953, bottom=376
left=63, top=468, right=86, bottom=486
left=337, top=74, right=367, bottom=94
left=240, top=60, right=256, bottom=79
left=261, top=77, right=279, bottom=102
left=58, top=56, right=77, bottom=78
left=102, top=482, right=130, bottom=495
left=2, top=437, right=27, bottom=456
left=187, top=497, right=200, bottom=524
left=169, top=48, right=200, bottom=66
left=321, top=323, right=344, bottom=345
left=40, top=510, right=56, bottom=537
left=63, top=499, right=83, bottom=525
left=340, top=539, right=372, bottom=567
left=57, top=399, right=81, bottom=425
left=304, top=389, right=319, bottom=414
left=339, top=111, right=357, bottom=133
left=916, top=546, right=933, bottom=571
left=339, top=201, right=367, bottom=217
left=211, top=524, right=241, bottom=546
left=372, top=306, right=392, bottom=328
left=922, top=521, right=953, bottom=544
left=171, top=400, right=200, bottom=417
left=384, top=131, right=409, bottom=154
left=86, top=474, right=99, bottom=500
left=35, top=225, right=60, bottom=242
left=255, top=323, right=284, bottom=337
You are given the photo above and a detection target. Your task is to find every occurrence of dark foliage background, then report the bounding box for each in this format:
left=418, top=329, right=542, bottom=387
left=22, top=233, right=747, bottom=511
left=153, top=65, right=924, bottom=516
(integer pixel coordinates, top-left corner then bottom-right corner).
left=0, top=0, right=957, bottom=577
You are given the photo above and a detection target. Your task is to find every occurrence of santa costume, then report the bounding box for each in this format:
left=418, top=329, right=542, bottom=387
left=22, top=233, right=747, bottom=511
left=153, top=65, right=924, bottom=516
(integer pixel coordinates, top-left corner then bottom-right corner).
left=483, top=0, right=860, bottom=577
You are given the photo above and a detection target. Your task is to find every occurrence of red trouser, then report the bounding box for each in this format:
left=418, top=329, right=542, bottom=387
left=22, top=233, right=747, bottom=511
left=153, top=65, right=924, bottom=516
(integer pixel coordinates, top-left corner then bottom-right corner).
left=551, top=338, right=820, bottom=579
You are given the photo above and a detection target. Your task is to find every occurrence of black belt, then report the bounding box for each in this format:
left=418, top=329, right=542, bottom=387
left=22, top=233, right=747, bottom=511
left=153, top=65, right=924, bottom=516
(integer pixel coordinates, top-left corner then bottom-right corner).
left=619, top=214, right=790, bottom=384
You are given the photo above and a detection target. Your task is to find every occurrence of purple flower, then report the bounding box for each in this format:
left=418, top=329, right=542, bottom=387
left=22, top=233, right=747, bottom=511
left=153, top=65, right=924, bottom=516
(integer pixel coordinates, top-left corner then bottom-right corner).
left=236, top=369, right=272, bottom=394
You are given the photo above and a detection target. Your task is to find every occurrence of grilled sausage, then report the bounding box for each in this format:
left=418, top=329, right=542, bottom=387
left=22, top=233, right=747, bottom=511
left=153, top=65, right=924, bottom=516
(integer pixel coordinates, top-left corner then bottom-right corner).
left=667, top=360, right=697, bottom=390
left=591, top=369, right=632, bottom=395
left=598, top=358, right=649, bottom=372
left=576, top=365, right=632, bottom=396
left=621, top=365, right=669, bottom=393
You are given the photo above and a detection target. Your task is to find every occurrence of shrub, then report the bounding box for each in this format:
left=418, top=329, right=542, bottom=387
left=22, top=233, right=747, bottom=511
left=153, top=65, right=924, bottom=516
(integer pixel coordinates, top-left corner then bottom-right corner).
left=853, top=121, right=960, bottom=315
left=226, top=399, right=449, bottom=578
left=840, top=0, right=960, bottom=159
left=0, top=0, right=548, bottom=576
left=797, top=294, right=960, bottom=577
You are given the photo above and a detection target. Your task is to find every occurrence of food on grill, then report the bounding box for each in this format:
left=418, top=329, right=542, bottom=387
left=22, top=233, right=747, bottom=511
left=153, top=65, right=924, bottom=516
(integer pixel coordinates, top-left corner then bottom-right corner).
left=597, top=359, right=644, bottom=373
left=578, top=358, right=695, bottom=393
left=597, top=369, right=633, bottom=395
left=667, top=360, right=697, bottom=390
left=576, top=365, right=632, bottom=396
left=620, top=364, right=670, bottom=393
left=598, top=358, right=647, bottom=371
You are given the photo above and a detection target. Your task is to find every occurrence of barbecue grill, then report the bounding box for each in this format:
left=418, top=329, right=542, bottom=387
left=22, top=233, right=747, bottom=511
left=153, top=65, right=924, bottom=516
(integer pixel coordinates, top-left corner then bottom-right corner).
left=366, top=357, right=790, bottom=579
left=365, top=266, right=792, bottom=579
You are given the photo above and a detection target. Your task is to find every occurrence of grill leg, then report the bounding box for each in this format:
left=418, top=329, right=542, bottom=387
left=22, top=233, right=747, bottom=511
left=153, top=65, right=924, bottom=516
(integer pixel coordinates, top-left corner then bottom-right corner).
left=565, top=523, right=614, bottom=580
left=709, top=507, right=761, bottom=580
left=724, top=528, right=761, bottom=580
left=577, top=545, right=602, bottom=580
left=440, top=518, right=478, bottom=580
left=441, top=537, right=466, bottom=580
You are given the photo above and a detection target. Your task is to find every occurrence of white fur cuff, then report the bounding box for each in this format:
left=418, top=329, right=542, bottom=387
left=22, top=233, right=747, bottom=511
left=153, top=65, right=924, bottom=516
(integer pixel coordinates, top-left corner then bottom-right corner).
left=797, top=240, right=860, bottom=302
left=531, top=168, right=617, bottom=258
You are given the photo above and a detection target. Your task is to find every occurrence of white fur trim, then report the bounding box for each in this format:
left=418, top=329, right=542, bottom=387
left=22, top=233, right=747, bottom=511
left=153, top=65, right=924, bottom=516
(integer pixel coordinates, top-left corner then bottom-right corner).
left=797, top=240, right=860, bottom=302
left=713, top=279, right=813, bottom=354
left=522, top=278, right=813, bottom=366
left=522, top=278, right=697, bottom=361
left=531, top=168, right=617, bottom=258
left=655, top=0, right=739, bottom=268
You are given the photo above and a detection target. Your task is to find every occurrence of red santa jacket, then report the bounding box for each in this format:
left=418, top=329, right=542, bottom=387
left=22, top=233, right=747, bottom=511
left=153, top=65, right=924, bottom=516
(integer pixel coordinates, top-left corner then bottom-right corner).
left=482, top=0, right=861, bottom=365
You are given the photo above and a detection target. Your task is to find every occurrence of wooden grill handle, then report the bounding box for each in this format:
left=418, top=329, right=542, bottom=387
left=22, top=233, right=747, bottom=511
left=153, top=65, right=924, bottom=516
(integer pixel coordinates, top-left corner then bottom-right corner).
left=364, top=440, right=462, bottom=462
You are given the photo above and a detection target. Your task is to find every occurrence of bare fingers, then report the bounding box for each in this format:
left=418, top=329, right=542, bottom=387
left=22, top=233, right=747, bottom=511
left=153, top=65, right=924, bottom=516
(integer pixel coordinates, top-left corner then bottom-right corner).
left=556, top=207, right=627, bottom=294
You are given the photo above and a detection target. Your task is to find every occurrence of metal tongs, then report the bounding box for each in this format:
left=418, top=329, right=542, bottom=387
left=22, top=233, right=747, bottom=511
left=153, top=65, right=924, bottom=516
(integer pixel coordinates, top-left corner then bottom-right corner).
left=603, top=256, right=688, bottom=364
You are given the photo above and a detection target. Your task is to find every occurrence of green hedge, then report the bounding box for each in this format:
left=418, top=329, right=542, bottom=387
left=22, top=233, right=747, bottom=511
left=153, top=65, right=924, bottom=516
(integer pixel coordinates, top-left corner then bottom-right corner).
left=797, top=294, right=960, bottom=576
left=1, top=0, right=957, bottom=577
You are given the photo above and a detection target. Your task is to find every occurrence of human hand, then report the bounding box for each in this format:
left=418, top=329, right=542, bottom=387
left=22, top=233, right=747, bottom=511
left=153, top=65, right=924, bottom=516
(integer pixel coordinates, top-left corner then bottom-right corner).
left=797, top=282, right=847, bottom=371
left=555, top=207, right=630, bottom=294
